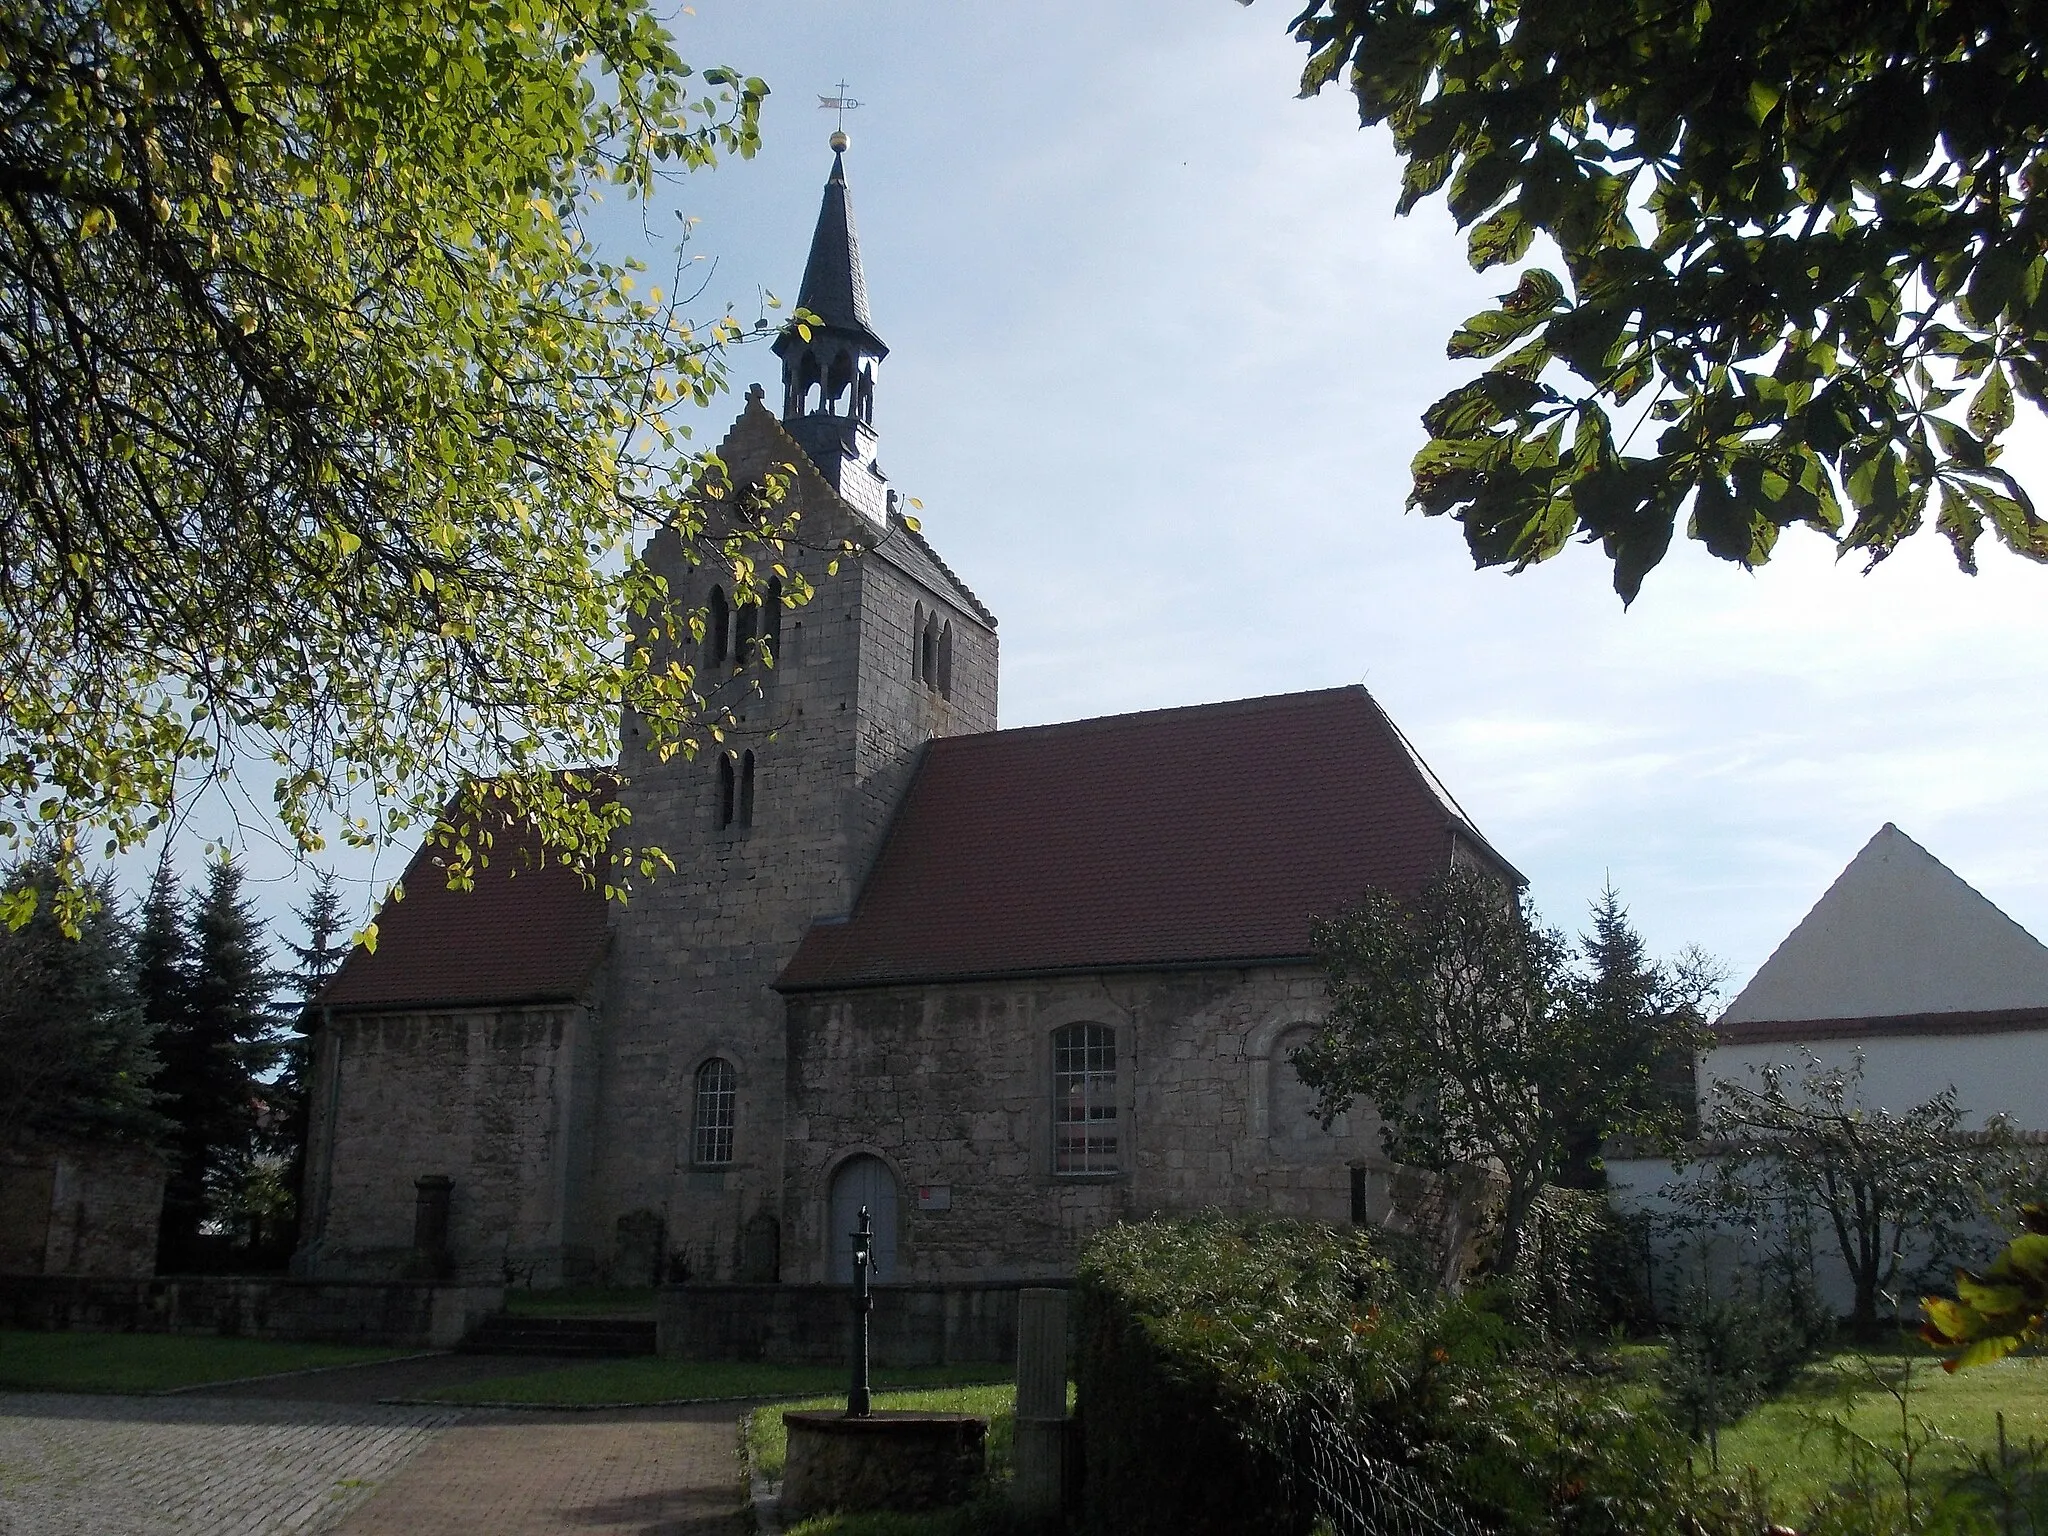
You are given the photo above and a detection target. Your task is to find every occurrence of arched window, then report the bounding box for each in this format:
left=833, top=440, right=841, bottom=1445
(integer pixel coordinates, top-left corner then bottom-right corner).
left=762, top=576, right=783, bottom=663
left=1053, top=1023, right=1119, bottom=1174
left=693, top=1058, right=736, bottom=1166
left=739, top=750, right=756, bottom=828
left=706, top=585, right=730, bottom=668
left=734, top=599, right=758, bottom=664
left=937, top=621, right=954, bottom=700
left=795, top=351, right=822, bottom=415
left=826, top=350, right=854, bottom=414
left=857, top=365, right=875, bottom=425
left=717, top=753, right=736, bottom=829
left=920, top=611, right=938, bottom=687
left=911, top=603, right=925, bottom=679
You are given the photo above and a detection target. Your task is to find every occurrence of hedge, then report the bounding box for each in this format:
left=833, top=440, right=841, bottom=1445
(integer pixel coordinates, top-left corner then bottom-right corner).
left=1074, top=1214, right=1747, bottom=1536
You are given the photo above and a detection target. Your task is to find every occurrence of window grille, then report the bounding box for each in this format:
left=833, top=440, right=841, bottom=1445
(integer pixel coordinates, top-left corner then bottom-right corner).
left=693, top=1058, right=736, bottom=1166
left=1053, top=1023, right=1118, bottom=1173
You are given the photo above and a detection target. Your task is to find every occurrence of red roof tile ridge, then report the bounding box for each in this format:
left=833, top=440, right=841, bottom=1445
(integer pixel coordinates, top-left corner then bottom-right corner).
left=939, top=684, right=1374, bottom=749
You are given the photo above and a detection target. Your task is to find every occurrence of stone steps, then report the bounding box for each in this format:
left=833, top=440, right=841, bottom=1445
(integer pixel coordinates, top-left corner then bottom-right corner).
left=460, top=1315, right=658, bottom=1358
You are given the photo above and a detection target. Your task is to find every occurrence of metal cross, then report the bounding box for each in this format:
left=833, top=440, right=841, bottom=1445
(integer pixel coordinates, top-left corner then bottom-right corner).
left=818, top=81, right=863, bottom=132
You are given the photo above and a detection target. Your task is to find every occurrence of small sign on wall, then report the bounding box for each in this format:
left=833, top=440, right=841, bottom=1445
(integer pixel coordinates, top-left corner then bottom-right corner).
left=916, top=1184, right=952, bottom=1212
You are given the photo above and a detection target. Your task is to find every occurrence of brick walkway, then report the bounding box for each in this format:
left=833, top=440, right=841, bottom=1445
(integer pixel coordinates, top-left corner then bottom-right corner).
left=330, top=1404, right=746, bottom=1536
left=0, top=1358, right=751, bottom=1536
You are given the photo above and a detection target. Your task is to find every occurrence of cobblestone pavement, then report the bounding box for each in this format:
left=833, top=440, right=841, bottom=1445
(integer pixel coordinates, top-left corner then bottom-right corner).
left=0, top=1392, right=461, bottom=1536
left=0, top=1355, right=751, bottom=1536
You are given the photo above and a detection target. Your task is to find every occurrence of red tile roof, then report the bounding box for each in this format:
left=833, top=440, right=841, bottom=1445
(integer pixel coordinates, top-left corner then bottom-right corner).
left=777, top=687, right=1517, bottom=991
left=319, top=802, right=612, bottom=1014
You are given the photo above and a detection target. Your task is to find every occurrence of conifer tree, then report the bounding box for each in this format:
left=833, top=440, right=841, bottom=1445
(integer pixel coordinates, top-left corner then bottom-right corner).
left=268, top=870, right=351, bottom=1253
left=0, top=856, right=161, bottom=1144
left=151, top=859, right=280, bottom=1267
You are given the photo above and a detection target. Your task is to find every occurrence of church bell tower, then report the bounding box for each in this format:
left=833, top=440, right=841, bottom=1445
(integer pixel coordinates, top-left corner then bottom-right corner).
left=771, top=129, right=891, bottom=521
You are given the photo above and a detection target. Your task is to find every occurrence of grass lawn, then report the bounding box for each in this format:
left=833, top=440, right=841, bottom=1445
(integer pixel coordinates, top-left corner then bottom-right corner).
left=0, top=1329, right=418, bottom=1395
left=1715, top=1349, right=2048, bottom=1517
left=500, top=1286, right=656, bottom=1318
left=417, top=1357, right=1013, bottom=1407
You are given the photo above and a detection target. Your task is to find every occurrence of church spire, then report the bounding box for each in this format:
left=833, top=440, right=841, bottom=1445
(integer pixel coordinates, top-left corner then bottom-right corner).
left=774, top=133, right=892, bottom=519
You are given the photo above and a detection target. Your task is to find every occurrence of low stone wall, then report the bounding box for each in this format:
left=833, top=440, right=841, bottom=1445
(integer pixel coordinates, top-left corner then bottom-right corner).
left=0, top=1274, right=504, bottom=1348
left=658, top=1281, right=1062, bottom=1365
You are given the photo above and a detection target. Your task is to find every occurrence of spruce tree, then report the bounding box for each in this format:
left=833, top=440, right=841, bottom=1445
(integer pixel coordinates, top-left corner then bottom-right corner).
left=270, top=870, right=351, bottom=1253
left=0, top=856, right=161, bottom=1144
left=151, top=859, right=280, bottom=1267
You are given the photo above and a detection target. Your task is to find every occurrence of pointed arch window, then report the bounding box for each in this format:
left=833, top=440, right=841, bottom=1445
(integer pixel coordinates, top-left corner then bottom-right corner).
left=706, top=586, right=730, bottom=668
left=761, top=576, right=783, bottom=664
left=911, top=603, right=925, bottom=680
left=796, top=351, right=822, bottom=415
left=937, top=621, right=954, bottom=700
left=693, top=1058, right=737, bottom=1167
left=733, top=599, right=758, bottom=665
left=1053, top=1023, right=1120, bottom=1174
left=738, top=750, right=756, bottom=829
left=716, top=753, right=737, bottom=829
left=919, top=611, right=938, bottom=687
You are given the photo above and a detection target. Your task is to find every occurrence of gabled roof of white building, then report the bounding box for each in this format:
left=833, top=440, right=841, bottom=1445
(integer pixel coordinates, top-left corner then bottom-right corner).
left=1718, top=823, right=2048, bottom=1042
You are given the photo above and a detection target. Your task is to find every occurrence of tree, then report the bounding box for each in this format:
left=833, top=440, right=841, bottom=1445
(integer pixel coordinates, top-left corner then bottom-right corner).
left=264, top=867, right=348, bottom=1253
left=1557, top=885, right=1720, bottom=1185
left=1285, top=0, right=2048, bottom=600
left=149, top=857, right=280, bottom=1265
left=1295, top=865, right=1710, bottom=1273
left=1693, top=1054, right=2029, bottom=1339
left=0, top=0, right=805, bottom=932
left=0, top=853, right=161, bottom=1143
left=1921, top=1204, right=2048, bottom=1371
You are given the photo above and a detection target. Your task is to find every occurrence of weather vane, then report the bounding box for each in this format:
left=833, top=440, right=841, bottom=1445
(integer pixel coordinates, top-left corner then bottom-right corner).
left=818, top=80, right=863, bottom=149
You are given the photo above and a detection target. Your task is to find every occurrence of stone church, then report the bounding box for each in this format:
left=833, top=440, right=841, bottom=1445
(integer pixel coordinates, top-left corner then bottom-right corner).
left=293, top=144, right=1520, bottom=1289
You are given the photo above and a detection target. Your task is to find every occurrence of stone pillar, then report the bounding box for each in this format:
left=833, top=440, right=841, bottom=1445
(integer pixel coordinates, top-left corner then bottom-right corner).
left=1011, top=1287, right=1071, bottom=1518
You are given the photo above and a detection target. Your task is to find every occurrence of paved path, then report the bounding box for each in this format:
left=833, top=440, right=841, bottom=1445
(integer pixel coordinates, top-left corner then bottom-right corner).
left=0, top=1393, right=459, bottom=1536
left=0, top=1357, right=751, bottom=1536
left=330, top=1404, right=746, bottom=1536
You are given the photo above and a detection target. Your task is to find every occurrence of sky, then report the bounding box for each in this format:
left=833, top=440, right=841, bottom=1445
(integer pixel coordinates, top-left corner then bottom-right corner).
left=162, top=0, right=2048, bottom=1001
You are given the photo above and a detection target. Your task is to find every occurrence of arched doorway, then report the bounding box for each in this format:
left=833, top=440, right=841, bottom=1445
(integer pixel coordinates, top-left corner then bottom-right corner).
left=827, top=1155, right=899, bottom=1282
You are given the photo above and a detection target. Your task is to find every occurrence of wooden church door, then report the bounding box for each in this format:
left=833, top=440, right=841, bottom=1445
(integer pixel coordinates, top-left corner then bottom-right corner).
left=828, top=1155, right=899, bottom=1282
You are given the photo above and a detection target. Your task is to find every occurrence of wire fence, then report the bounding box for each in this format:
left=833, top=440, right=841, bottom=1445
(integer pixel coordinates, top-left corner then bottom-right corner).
left=1272, top=1399, right=1495, bottom=1536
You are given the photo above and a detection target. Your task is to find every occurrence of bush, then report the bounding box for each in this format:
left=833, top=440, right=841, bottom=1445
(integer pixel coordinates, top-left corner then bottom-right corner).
left=1075, top=1214, right=1751, bottom=1536
left=1508, top=1188, right=1656, bottom=1337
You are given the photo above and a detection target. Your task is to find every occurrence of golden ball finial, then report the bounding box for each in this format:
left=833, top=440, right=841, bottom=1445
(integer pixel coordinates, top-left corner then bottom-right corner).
left=830, top=129, right=849, bottom=153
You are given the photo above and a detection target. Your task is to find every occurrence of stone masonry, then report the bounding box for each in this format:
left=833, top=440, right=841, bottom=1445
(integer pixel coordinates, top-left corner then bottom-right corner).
left=586, top=395, right=997, bottom=1282
left=782, top=967, right=1384, bottom=1282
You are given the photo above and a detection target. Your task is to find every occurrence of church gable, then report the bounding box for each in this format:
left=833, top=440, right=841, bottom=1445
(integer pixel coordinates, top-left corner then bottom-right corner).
left=777, top=685, right=1515, bottom=991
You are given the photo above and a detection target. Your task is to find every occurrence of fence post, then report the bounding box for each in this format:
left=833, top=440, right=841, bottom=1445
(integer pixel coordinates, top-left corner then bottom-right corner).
left=1012, top=1287, right=1070, bottom=1518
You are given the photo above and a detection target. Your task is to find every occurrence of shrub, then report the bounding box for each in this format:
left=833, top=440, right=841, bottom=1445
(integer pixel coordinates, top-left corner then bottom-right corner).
left=1508, top=1188, right=1656, bottom=1338
left=1076, top=1214, right=1749, bottom=1536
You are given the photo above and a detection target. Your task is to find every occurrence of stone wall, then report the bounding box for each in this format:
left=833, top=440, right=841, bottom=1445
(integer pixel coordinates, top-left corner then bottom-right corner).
left=592, top=400, right=997, bottom=1284
left=783, top=966, right=1389, bottom=1281
left=295, top=1002, right=596, bottom=1284
left=0, top=1274, right=503, bottom=1347
left=656, top=1280, right=1036, bottom=1365
left=0, top=1140, right=164, bottom=1278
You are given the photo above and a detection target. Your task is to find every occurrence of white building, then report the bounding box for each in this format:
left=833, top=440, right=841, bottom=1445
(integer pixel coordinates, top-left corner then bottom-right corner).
left=1608, top=823, right=2048, bottom=1311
